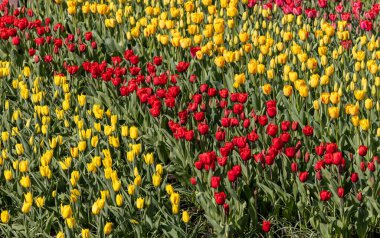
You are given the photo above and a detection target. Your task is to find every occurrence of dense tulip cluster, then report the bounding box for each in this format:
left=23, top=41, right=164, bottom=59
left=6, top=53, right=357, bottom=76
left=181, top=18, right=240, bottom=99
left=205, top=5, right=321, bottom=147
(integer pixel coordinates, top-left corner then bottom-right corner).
left=0, top=0, right=379, bottom=237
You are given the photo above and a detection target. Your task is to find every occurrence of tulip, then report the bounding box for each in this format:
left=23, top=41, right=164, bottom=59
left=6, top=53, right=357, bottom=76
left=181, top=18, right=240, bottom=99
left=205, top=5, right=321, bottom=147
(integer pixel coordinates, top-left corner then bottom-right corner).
left=143, top=153, right=154, bottom=164
left=1, top=210, right=10, bottom=223
left=182, top=211, right=190, bottom=223
left=130, top=126, right=139, bottom=139
left=61, top=205, right=72, bottom=219
left=21, top=202, right=32, bottom=214
left=358, top=145, right=368, bottom=156
left=35, top=197, right=45, bottom=208
left=15, top=144, right=24, bottom=156
left=136, top=197, right=144, bottom=209
left=214, top=191, right=226, bottom=205
left=262, top=220, right=271, bottom=233
left=104, top=222, right=113, bottom=235
left=82, top=229, right=90, bottom=238
left=320, top=190, right=331, bottom=201
left=115, top=194, right=123, bottom=207
left=152, top=173, right=161, bottom=187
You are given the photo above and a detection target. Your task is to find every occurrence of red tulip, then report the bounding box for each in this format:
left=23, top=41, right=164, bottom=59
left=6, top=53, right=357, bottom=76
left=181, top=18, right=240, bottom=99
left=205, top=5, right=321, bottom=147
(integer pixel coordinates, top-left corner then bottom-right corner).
left=368, top=162, right=375, bottom=172
left=176, top=61, right=190, bottom=72
left=223, top=203, right=229, bottom=215
left=233, top=103, right=244, bottom=114
left=266, top=124, right=278, bottom=137
left=326, top=143, right=337, bottom=153
left=265, top=154, right=275, bottom=165
left=267, top=107, right=277, bottom=118
left=210, top=176, right=221, bottom=189
left=84, top=32, right=92, bottom=41
left=215, top=130, right=225, bottom=141
left=227, top=170, right=237, bottom=182
left=217, top=157, right=227, bottom=166
left=337, top=187, right=345, bottom=198
left=12, top=36, right=20, bottom=45
left=302, top=125, right=313, bottom=136
left=280, top=133, right=291, bottom=143
left=360, top=161, right=366, bottom=172
left=266, top=100, right=276, bottom=108
left=298, top=172, right=309, bottom=183
left=151, top=56, right=162, bottom=66
left=194, top=161, right=203, bottom=170
left=320, top=190, right=331, bottom=201
left=258, top=115, right=268, bottom=126
left=360, top=20, right=373, bottom=31
left=358, top=145, right=368, bottom=156
left=357, top=192, right=363, bottom=202
left=350, top=173, right=359, bottom=183
left=316, top=171, right=322, bottom=180
left=214, top=191, right=226, bottom=205
left=190, top=177, right=197, bottom=185
left=291, top=162, right=298, bottom=172
left=185, top=130, right=194, bottom=141
left=281, top=121, right=291, bottom=131
left=318, top=0, right=327, bottom=8
left=196, top=122, right=208, bottom=135
left=291, top=121, right=298, bottom=131
left=247, top=131, right=259, bottom=142
left=315, top=145, right=325, bottom=156
left=262, top=221, right=271, bottom=233
left=332, top=152, right=343, bottom=165
left=285, top=147, right=296, bottom=158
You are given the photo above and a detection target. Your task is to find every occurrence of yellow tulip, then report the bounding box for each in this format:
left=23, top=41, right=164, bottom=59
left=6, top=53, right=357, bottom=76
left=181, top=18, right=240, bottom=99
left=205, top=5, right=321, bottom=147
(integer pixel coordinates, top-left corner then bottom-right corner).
left=262, top=84, right=272, bottom=95
left=170, top=192, right=180, bottom=206
left=136, top=197, right=144, bottom=209
left=215, top=56, right=226, bottom=68
left=134, top=175, right=142, bottom=186
left=360, top=119, right=370, bottom=131
left=66, top=217, right=76, bottom=229
left=104, top=222, right=113, bottom=235
left=182, top=210, right=190, bottom=223
left=299, top=86, right=309, bottom=97
left=354, top=90, right=365, bottom=101
left=15, top=144, right=24, bottom=156
left=61, top=204, right=73, bottom=219
left=128, top=184, right=135, bottom=195
left=130, top=126, right=139, bottom=139
left=78, top=141, right=87, bottom=152
left=1, top=131, right=9, bottom=142
left=4, top=170, right=12, bottom=181
left=143, top=153, right=154, bottom=165
left=156, top=164, right=163, bottom=175
left=309, top=74, right=320, bottom=88
left=1, top=210, right=10, bottom=223
left=328, top=107, right=339, bottom=119
left=352, top=116, right=360, bottom=127
left=23, top=66, right=31, bottom=77
left=78, top=94, right=86, bottom=106
left=116, top=194, right=123, bottom=206
left=82, top=229, right=90, bottom=238
left=21, top=202, right=32, bottom=214
left=152, top=173, right=162, bottom=187
left=365, top=99, right=373, bottom=110
left=283, top=85, right=293, bottom=97
left=19, top=160, right=28, bottom=173
left=20, top=176, right=31, bottom=188
left=313, top=100, right=320, bottom=110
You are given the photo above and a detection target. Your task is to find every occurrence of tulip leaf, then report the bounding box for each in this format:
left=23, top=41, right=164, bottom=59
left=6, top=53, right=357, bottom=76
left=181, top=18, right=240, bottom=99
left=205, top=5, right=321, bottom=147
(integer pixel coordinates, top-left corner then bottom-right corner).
left=356, top=209, right=369, bottom=238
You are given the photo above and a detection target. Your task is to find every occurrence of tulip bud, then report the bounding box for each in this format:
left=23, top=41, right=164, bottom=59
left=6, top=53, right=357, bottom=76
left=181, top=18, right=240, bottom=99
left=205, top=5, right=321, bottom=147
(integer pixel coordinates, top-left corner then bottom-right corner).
left=356, top=192, right=363, bottom=202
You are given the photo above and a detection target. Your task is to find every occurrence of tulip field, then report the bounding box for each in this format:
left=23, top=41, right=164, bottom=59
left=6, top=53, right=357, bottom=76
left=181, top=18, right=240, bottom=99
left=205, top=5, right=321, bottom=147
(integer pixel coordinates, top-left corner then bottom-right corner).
left=1, top=0, right=380, bottom=237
